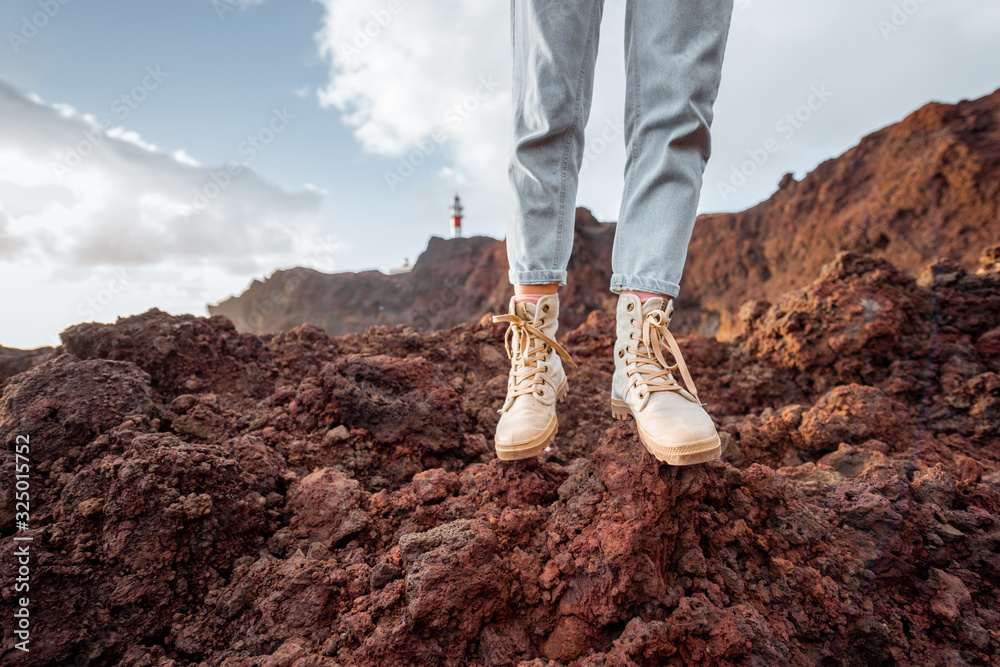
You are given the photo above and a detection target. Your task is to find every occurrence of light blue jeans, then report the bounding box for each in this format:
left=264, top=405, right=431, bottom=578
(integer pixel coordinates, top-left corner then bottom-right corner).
left=507, top=0, right=734, bottom=298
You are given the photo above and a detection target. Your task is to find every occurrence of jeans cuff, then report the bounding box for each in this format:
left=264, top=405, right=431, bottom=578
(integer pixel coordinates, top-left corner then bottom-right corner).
left=508, top=269, right=567, bottom=286
left=609, top=273, right=680, bottom=298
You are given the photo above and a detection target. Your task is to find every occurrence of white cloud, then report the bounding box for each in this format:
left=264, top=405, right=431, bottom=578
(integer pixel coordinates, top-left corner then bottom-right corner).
left=172, top=149, right=202, bottom=167
left=0, top=77, right=340, bottom=348
left=0, top=78, right=328, bottom=274
left=106, top=126, right=158, bottom=152
left=0, top=209, right=28, bottom=260
left=303, top=182, right=329, bottom=196
left=315, top=1, right=509, bottom=155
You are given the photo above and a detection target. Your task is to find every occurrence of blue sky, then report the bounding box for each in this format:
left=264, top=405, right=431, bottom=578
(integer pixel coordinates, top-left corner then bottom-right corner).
left=1, top=0, right=999, bottom=348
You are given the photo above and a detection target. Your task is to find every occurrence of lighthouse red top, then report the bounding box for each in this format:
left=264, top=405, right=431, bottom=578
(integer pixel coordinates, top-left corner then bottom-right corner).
left=449, top=194, right=463, bottom=238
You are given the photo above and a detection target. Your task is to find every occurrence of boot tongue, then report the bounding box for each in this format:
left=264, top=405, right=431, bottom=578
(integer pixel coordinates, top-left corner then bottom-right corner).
left=514, top=300, right=537, bottom=322
left=640, top=296, right=667, bottom=318
left=634, top=296, right=673, bottom=367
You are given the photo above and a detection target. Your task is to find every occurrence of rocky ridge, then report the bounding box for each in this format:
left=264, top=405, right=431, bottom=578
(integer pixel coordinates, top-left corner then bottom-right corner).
left=0, top=246, right=998, bottom=665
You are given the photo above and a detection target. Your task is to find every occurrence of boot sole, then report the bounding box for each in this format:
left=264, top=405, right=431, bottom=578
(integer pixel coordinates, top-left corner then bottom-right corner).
left=610, top=397, right=721, bottom=465
left=495, top=378, right=568, bottom=461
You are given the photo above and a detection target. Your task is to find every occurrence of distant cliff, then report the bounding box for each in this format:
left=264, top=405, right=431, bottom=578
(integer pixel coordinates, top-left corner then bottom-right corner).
left=208, top=210, right=618, bottom=338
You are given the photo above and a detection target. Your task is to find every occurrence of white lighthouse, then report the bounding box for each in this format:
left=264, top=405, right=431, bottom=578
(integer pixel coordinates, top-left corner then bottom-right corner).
left=449, top=194, right=463, bottom=239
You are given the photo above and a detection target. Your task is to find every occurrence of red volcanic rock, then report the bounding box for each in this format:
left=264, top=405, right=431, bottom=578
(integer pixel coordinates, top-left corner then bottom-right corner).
left=0, top=344, right=54, bottom=392
left=978, top=327, right=1000, bottom=372
left=398, top=518, right=504, bottom=630
left=0, top=355, right=153, bottom=466
left=0, top=419, right=272, bottom=665
left=735, top=252, right=931, bottom=392
left=0, top=355, right=154, bottom=556
left=797, top=384, right=911, bottom=457
left=60, top=309, right=277, bottom=404
left=685, top=88, right=1000, bottom=339
left=286, top=467, right=370, bottom=549
left=1, top=248, right=998, bottom=666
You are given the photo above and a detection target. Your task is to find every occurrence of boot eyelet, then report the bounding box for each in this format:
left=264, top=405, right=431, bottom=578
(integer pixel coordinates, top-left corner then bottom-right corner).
left=542, top=304, right=550, bottom=312
left=626, top=302, right=634, bottom=312
left=617, top=349, right=624, bottom=358
left=547, top=345, right=552, bottom=353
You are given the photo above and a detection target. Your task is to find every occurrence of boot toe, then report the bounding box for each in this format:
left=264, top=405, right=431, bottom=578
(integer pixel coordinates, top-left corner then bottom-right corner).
left=494, top=400, right=558, bottom=459
left=495, top=408, right=555, bottom=447
left=633, top=394, right=720, bottom=464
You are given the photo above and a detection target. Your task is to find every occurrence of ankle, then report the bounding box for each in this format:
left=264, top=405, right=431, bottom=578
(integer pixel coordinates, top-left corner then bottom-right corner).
left=624, top=290, right=669, bottom=304
left=514, top=282, right=559, bottom=303
left=514, top=290, right=558, bottom=304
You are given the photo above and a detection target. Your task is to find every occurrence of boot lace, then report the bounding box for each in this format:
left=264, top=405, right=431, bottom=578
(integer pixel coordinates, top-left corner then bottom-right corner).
left=492, top=313, right=577, bottom=407
left=626, top=308, right=705, bottom=406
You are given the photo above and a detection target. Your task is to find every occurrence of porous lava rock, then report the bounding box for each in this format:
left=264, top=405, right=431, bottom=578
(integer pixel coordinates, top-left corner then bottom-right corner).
left=1, top=247, right=998, bottom=666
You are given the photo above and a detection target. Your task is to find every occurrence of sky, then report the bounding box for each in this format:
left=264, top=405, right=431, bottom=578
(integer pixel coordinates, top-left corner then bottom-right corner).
left=0, top=0, right=998, bottom=349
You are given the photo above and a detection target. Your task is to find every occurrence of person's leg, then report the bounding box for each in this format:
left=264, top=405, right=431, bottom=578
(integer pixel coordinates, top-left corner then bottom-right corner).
left=496, top=0, right=603, bottom=461
left=610, top=0, right=734, bottom=465
left=611, top=0, right=734, bottom=298
left=507, top=0, right=606, bottom=289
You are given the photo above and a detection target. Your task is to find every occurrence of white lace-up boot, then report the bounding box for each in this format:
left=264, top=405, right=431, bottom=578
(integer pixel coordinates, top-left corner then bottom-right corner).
left=492, top=293, right=577, bottom=460
left=611, top=293, right=720, bottom=465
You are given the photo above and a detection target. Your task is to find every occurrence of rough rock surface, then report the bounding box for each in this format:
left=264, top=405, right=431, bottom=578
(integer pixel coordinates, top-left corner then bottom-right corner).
left=0, top=345, right=54, bottom=393
left=0, top=246, right=998, bottom=666
left=208, top=88, right=1000, bottom=340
